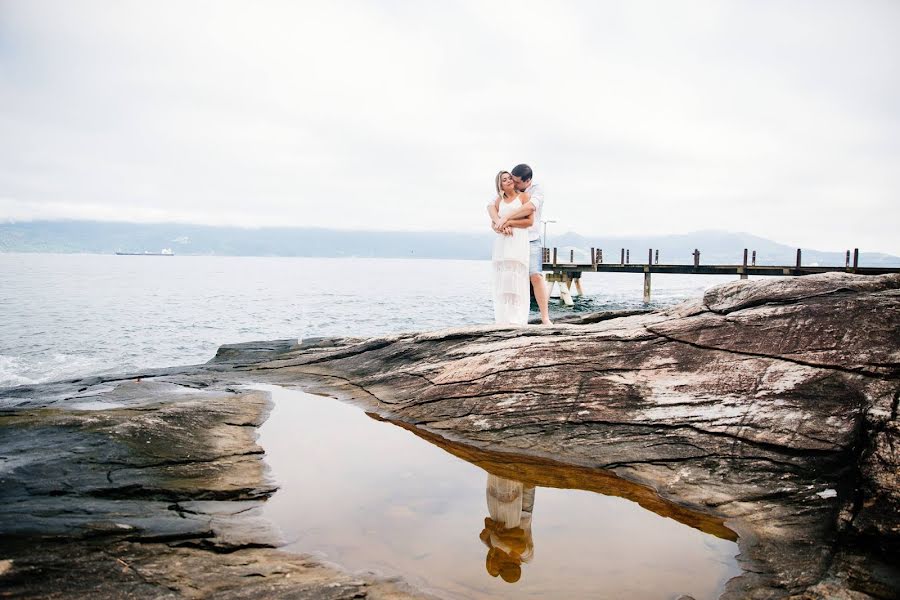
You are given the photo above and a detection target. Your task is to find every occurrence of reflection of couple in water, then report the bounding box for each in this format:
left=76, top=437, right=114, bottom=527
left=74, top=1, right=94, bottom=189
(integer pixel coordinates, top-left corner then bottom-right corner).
left=479, top=474, right=535, bottom=584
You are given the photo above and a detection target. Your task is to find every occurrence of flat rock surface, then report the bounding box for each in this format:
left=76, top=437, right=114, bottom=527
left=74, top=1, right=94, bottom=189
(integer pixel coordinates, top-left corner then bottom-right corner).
left=2, top=272, right=898, bottom=599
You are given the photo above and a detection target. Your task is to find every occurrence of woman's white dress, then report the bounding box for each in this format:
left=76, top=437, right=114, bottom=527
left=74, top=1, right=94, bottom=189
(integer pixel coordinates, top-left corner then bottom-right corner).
left=492, top=195, right=530, bottom=326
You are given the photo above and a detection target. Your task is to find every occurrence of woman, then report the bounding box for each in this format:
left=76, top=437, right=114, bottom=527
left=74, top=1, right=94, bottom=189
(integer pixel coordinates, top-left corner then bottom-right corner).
left=490, top=171, right=533, bottom=325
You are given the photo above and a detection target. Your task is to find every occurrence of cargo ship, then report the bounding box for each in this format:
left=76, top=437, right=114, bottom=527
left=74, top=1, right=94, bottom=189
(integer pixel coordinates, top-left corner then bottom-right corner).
left=115, top=248, right=175, bottom=256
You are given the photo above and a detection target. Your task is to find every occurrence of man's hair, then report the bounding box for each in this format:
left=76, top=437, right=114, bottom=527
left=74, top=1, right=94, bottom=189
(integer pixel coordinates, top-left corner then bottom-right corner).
left=510, top=164, right=533, bottom=182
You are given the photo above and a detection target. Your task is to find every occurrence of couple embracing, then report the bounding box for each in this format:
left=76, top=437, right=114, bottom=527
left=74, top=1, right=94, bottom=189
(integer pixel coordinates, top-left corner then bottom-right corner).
left=487, top=164, right=551, bottom=327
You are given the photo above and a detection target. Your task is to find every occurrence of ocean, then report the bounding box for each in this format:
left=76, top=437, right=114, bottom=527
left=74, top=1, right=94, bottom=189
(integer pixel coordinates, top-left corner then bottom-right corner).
left=1, top=253, right=731, bottom=388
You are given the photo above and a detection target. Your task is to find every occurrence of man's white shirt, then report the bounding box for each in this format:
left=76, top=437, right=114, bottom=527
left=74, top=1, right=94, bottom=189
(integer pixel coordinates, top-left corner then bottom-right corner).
left=524, top=182, right=543, bottom=242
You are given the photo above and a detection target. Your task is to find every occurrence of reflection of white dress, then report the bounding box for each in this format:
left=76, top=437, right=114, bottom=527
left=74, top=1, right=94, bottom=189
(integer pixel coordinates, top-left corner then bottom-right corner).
left=492, top=196, right=530, bottom=326
left=485, top=474, right=535, bottom=562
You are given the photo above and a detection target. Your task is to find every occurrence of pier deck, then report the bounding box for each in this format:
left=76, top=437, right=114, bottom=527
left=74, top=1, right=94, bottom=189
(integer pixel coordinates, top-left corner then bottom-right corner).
left=540, top=247, right=900, bottom=304
left=542, top=263, right=900, bottom=277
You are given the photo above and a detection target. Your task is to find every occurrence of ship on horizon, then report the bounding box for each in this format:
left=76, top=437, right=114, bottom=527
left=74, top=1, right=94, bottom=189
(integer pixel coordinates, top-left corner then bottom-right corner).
left=115, top=248, right=175, bottom=256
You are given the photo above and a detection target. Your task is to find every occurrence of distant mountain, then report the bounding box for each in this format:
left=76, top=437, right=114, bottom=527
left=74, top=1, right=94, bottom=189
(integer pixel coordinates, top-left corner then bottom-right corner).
left=0, top=221, right=491, bottom=260
left=1, top=220, right=898, bottom=267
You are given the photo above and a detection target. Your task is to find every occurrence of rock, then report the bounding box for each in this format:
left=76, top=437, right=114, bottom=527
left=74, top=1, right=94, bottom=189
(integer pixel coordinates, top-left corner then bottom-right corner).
left=1, top=272, right=898, bottom=599
left=0, top=537, right=422, bottom=599
left=246, top=272, right=900, bottom=598
left=0, top=379, right=427, bottom=598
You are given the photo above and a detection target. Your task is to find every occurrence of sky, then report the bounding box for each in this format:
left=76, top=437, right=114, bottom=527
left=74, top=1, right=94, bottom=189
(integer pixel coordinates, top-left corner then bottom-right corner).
left=1, top=0, right=898, bottom=253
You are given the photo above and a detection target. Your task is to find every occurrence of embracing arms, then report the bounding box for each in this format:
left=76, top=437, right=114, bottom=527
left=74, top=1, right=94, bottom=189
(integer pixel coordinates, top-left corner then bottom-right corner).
left=487, top=196, right=534, bottom=234
left=496, top=192, right=534, bottom=231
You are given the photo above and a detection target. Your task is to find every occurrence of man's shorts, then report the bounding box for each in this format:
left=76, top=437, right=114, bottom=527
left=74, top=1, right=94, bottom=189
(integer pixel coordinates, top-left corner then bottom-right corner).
left=528, top=240, right=543, bottom=275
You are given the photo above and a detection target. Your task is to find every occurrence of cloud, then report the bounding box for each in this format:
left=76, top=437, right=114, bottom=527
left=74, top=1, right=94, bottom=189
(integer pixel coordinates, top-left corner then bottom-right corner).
left=1, top=0, right=898, bottom=253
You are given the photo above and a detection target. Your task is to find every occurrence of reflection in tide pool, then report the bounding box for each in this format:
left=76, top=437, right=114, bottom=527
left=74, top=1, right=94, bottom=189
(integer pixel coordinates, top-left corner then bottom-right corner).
left=481, top=475, right=535, bottom=583
left=256, top=385, right=741, bottom=600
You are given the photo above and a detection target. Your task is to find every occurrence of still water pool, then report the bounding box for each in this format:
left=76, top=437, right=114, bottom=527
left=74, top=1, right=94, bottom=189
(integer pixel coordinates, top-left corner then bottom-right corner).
left=257, top=385, right=741, bottom=600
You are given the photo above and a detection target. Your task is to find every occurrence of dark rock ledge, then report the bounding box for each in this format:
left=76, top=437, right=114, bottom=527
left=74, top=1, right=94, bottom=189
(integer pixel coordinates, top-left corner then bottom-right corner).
left=1, top=272, right=898, bottom=599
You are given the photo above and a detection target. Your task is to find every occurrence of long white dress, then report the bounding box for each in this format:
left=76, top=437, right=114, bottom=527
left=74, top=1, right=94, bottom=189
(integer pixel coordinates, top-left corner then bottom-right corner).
left=492, top=195, right=530, bottom=326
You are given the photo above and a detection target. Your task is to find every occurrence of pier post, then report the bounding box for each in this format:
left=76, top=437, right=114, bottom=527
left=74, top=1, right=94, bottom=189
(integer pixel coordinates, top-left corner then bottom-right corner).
left=553, top=247, right=557, bottom=266
left=591, top=247, right=596, bottom=268
left=599, top=249, right=603, bottom=264
left=741, top=248, right=748, bottom=280
left=644, top=249, right=653, bottom=303
left=853, top=248, right=859, bottom=272
left=752, top=250, right=756, bottom=266
left=845, top=250, right=850, bottom=269
left=626, top=249, right=630, bottom=263
left=570, top=249, right=574, bottom=263
left=796, top=249, right=802, bottom=272
left=573, top=273, right=584, bottom=297
left=620, top=248, right=625, bottom=265
left=693, top=249, right=700, bottom=267
left=643, top=269, right=651, bottom=303
left=559, top=275, right=574, bottom=306
left=654, top=249, right=659, bottom=264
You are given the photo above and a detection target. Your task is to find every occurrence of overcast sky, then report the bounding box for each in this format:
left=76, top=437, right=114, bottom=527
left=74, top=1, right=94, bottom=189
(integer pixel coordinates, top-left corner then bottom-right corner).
left=1, top=1, right=898, bottom=253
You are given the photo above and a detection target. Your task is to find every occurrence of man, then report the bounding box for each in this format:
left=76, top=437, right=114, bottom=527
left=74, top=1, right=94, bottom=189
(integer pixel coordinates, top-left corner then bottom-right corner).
left=487, top=163, right=552, bottom=325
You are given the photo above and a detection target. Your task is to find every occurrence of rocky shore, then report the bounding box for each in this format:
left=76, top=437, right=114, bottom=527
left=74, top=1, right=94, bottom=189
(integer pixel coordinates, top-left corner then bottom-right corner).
left=1, top=272, right=898, bottom=599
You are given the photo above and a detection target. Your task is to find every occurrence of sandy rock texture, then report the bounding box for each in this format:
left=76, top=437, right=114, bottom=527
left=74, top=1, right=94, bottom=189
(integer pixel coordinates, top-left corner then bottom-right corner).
left=249, top=273, right=899, bottom=599
left=0, top=382, right=426, bottom=599
left=1, top=272, right=897, bottom=599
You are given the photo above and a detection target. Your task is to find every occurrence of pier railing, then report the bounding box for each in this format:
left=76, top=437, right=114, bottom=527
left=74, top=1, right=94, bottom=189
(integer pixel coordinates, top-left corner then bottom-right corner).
left=541, top=247, right=900, bottom=304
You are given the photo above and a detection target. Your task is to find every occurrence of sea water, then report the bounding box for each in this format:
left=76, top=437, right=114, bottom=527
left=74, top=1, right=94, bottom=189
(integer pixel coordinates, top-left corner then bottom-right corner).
left=1, top=253, right=729, bottom=387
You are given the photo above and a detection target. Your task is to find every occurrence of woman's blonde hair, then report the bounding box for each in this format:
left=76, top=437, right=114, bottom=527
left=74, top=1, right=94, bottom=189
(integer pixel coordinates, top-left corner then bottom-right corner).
left=495, top=170, right=512, bottom=201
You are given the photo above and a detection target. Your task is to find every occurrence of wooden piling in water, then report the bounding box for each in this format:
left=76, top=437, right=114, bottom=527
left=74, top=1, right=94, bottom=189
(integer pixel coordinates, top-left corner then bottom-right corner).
left=591, top=247, right=597, bottom=268
left=620, top=248, right=625, bottom=265
left=796, top=249, right=802, bottom=272
left=553, top=247, right=558, bottom=266
left=752, top=250, right=756, bottom=266
left=693, top=249, right=700, bottom=267
left=626, top=249, right=630, bottom=263
left=654, top=249, right=659, bottom=264
left=853, top=248, right=859, bottom=272
left=846, top=250, right=850, bottom=268
left=643, top=249, right=653, bottom=302
left=643, top=269, right=651, bottom=303
left=570, top=249, right=574, bottom=263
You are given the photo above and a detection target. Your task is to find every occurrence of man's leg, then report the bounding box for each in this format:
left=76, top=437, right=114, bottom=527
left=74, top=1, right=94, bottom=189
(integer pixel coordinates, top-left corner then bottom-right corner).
left=528, top=241, right=552, bottom=325
left=530, top=272, right=551, bottom=325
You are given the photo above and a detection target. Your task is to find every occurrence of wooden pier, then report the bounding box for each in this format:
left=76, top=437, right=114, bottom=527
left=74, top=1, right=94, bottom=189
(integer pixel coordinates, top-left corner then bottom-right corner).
left=542, top=247, right=900, bottom=305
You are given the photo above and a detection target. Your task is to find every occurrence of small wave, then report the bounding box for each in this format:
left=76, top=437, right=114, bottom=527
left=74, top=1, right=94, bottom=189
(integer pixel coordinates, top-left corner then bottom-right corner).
left=0, top=352, right=110, bottom=389
left=0, top=355, right=39, bottom=387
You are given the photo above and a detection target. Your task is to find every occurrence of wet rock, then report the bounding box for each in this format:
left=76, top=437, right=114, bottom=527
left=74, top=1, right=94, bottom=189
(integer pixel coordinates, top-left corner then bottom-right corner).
left=2, top=272, right=898, bottom=599
left=251, top=272, right=900, bottom=599
left=0, top=381, right=427, bottom=598
left=0, top=537, right=422, bottom=599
